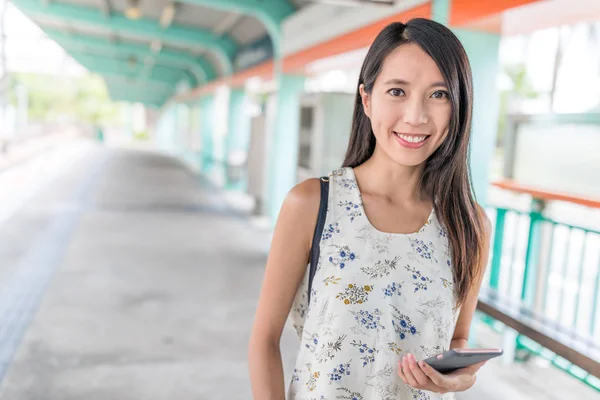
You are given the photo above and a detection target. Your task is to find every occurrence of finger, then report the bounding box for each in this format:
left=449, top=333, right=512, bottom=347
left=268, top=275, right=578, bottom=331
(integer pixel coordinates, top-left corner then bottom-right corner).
left=403, top=356, right=419, bottom=388
left=419, top=360, right=450, bottom=388
left=397, top=361, right=408, bottom=384
left=408, top=354, right=430, bottom=386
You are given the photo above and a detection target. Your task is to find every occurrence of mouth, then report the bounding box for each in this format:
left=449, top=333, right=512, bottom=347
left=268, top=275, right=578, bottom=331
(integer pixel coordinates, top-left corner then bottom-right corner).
left=393, top=131, right=430, bottom=149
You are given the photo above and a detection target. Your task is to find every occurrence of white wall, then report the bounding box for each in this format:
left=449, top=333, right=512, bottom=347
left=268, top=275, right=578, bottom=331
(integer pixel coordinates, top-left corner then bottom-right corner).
left=281, top=0, right=428, bottom=56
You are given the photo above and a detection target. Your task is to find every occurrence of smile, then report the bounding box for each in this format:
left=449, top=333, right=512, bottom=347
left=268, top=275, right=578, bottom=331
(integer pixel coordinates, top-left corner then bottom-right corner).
left=393, top=131, right=430, bottom=148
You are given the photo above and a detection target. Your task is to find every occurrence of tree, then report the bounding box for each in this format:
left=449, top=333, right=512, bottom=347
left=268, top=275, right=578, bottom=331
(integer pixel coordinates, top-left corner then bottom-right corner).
left=496, top=63, right=539, bottom=147
left=8, top=72, right=126, bottom=125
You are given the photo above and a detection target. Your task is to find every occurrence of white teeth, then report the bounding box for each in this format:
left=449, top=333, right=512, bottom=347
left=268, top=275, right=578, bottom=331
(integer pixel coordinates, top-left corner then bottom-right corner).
left=395, top=132, right=427, bottom=143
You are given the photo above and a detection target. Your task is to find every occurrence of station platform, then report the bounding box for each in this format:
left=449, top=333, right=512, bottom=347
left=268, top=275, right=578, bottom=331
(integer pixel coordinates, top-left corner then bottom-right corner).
left=0, top=141, right=595, bottom=399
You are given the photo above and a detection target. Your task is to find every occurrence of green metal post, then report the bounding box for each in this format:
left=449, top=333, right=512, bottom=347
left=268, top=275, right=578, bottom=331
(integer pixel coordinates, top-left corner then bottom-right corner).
left=490, top=208, right=506, bottom=290
left=521, top=199, right=545, bottom=305
left=573, top=235, right=588, bottom=329
left=225, top=88, right=248, bottom=190
left=267, top=74, right=306, bottom=223
left=480, top=208, right=506, bottom=327
left=590, top=260, right=600, bottom=336
left=199, top=95, right=215, bottom=173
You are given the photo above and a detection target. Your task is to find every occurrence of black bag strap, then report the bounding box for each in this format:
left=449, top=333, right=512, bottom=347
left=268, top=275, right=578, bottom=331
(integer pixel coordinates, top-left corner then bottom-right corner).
left=308, top=176, right=329, bottom=306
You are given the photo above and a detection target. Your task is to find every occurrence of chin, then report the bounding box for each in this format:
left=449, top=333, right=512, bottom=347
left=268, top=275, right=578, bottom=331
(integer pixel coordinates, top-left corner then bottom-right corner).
left=384, top=146, right=430, bottom=167
left=393, top=157, right=428, bottom=168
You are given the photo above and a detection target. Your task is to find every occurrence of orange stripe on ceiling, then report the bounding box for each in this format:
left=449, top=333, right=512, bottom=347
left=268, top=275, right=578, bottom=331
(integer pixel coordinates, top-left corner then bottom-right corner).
left=174, top=0, right=552, bottom=101
left=282, top=3, right=431, bottom=73
left=175, top=3, right=431, bottom=100
left=460, top=13, right=503, bottom=34
left=228, top=59, right=274, bottom=87
left=174, top=59, right=274, bottom=102
left=450, top=0, right=542, bottom=26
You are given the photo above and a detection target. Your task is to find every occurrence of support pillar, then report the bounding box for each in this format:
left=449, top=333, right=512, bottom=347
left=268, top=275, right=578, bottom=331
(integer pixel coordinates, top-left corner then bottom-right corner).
left=199, top=94, right=215, bottom=173
left=266, top=74, right=306, bottom=222
left=225, top=88, right=250, bottom=189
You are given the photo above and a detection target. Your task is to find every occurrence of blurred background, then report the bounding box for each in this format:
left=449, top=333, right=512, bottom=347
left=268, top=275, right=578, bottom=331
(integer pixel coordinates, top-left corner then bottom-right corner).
left=0, top=0, right=599, bottom=399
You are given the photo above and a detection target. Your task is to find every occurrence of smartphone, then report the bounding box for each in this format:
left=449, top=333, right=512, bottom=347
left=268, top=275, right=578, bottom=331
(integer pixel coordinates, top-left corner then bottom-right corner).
left=422, top=348, right=503, bottom=373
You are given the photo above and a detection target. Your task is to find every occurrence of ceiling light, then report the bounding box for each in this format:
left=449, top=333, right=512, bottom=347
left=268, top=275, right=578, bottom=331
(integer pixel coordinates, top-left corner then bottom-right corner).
left=160, top=2, right=176, bottom=28
left=125, top=0, right=142, bottom=20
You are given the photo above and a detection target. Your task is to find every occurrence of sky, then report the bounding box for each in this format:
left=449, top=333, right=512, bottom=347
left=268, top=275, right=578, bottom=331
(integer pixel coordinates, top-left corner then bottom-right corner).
left=499, top=21, right=600, bottom=113
left=0, top=2, right=85, bottom=78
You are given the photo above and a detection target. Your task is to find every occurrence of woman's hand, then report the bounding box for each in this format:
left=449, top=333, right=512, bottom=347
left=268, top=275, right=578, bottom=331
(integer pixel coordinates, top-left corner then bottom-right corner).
left=397, top=353, right=485, bottom=393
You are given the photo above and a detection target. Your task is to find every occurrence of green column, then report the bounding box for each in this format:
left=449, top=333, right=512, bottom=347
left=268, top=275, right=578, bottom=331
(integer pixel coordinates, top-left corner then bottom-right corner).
left=173, top=104, right=182, bottom=155
left=199, top=94, right=215, bottom=172
left=226, top=88, right=250, bottom=189
left=156, top=104, right=178, bottom=153
left=431, top=0, right=450, bottom=25
left=432, top=0, right=500, bottom=207
left=188, top=103, right=203, bottom=171
left=521, top=199, right=545, bottom=306
left=169, top=105, right=178, bottom=153
left=267, top=73, right=306, bottom=222
left=456, top=29, right=501, bottom=207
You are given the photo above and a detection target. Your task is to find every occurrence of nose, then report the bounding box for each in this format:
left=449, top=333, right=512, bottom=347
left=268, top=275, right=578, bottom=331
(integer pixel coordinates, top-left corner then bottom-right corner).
left=402, top=97, right=429, bottom=126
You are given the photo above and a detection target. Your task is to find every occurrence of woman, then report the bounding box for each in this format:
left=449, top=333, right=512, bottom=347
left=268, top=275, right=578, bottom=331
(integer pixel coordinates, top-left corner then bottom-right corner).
left=249, top=18, right=492, bottom=400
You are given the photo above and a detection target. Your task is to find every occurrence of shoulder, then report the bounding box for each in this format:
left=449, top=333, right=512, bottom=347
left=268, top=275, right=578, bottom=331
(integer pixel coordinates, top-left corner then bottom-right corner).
left=280, top=168, right=340, bottom=221
left=279, top=178, right=323, bottom=226
left=278, top=178, right=324, bottom=249
left=283, top=178, right=322, bottom=212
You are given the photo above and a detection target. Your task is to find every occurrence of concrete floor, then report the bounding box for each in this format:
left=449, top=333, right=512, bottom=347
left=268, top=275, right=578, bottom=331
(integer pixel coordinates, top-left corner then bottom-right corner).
left=0, top=144, right=597, bottom=399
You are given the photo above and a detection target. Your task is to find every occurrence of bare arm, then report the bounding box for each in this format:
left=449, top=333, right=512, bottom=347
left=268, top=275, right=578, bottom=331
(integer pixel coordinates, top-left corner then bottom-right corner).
left=248, top=179, right=321, bottom=400
left=450, top=206, right=493, bottom=349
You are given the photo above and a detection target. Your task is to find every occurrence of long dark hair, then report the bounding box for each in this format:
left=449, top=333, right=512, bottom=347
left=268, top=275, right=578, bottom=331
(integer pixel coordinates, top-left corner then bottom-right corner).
left=343, top=18, right=485, bottom=307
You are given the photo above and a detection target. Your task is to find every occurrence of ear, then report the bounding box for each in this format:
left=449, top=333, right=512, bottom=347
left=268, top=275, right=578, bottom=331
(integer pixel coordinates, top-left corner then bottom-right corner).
left=359, top=84, right=371, bottom=119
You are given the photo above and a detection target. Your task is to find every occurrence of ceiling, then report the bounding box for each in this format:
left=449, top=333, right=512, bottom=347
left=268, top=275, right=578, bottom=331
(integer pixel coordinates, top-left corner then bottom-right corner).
left=9, top=0, right=313, bottom=107
left=8, top=0, right=429, bottom=107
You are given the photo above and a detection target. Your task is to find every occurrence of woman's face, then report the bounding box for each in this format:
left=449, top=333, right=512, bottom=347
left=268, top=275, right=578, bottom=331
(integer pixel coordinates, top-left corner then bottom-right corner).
left=360, top=43, right=452, bottom=167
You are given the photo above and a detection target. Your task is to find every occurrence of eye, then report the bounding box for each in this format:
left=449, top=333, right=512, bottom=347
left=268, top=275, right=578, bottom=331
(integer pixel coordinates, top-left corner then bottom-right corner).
left=388, top=88, right=405, bottom=97
left=431, top=90, right=449, bottom=99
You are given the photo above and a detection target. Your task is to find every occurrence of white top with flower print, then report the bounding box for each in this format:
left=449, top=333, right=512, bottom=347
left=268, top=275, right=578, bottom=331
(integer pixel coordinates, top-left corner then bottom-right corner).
left=288, top=167, right=461, bottom=400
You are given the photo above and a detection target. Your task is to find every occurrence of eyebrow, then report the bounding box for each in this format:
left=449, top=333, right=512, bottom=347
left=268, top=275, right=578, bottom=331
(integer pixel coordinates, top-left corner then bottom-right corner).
left=383, top=79, right=447, bottom=88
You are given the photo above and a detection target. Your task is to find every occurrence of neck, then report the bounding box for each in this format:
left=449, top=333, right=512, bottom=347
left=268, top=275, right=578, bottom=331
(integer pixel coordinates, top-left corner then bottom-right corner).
left=353, top=146, right=428, bottom=204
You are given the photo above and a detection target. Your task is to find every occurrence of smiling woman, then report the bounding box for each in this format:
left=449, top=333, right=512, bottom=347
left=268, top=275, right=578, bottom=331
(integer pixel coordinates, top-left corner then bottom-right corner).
left=249, top=18, right=492, bottom=400
left=356, top=42, right=452, bottom=165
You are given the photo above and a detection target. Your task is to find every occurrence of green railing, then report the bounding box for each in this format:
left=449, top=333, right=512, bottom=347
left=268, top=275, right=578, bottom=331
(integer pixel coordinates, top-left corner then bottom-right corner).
left=482, top=184, right=600, bottom=390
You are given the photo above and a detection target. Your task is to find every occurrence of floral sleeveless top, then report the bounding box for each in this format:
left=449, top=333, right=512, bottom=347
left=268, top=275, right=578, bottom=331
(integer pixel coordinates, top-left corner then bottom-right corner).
left=288, top=167, right=461, bottom=400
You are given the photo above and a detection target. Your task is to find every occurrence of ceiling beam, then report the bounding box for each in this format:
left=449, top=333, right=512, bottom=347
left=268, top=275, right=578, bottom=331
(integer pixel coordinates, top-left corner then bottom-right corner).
left=105, top=75, right=174, bottom=96
left=45, top=29, right=215, bottom=83
left=109, top=89, right=169, bottom=102
left=108, top=90, right=165, bottom=107
left=143, top=0, right=178, bottom=84
left=141, top=0, right=175, bottom=84
left=70, top=51, right=186, bottom=80
left=175, top=0, right=296, bottom=56
left=213, top=11, right=243, bottom=36
left=68, top=51, right=189, bottom=88
left=182, top=11, right=242, bottom=69
left=100, top=0, right=111, bottom=18
left=13, top=0, right=237, bottom=74
left=106, top=82, right=171, bottom=105
left=309, top=0, right=395, bottom=6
